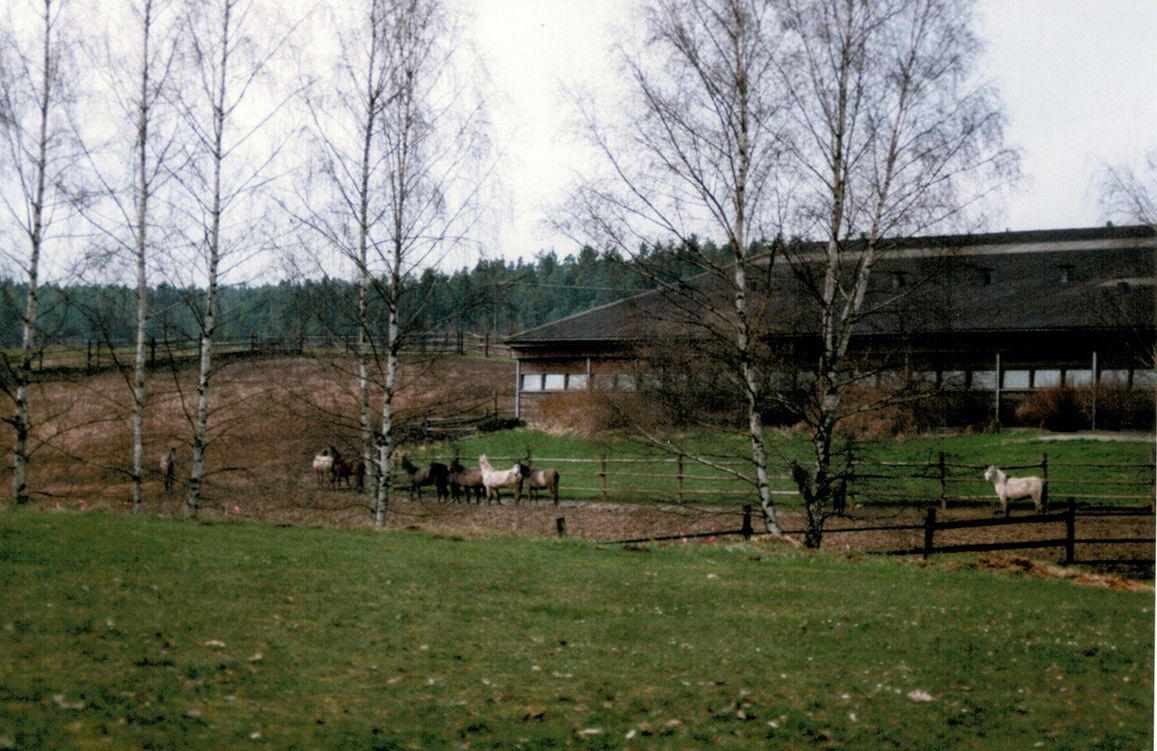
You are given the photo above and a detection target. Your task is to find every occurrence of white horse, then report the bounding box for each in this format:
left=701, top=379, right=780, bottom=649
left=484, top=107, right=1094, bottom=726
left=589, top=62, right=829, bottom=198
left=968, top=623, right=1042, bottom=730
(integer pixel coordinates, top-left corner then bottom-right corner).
left=983, top=465, right=1047, bottom=516
left=312, top=446, right=337, bottom=486
left=479, top=455, right=528, bottom=505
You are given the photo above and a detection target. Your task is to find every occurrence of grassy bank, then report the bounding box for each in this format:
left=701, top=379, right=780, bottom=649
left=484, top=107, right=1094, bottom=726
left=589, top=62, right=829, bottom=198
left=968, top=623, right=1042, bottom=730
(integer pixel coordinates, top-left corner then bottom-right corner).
left=1, top=511, right=1151, bottom=749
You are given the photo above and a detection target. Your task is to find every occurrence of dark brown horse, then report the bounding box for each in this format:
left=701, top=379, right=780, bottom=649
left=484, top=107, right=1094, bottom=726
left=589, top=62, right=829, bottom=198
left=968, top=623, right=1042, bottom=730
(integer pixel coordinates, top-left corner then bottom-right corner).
left=401, top=456, right=450, bottom=502
left=160, top=447, right=177, bottom=493
left=518, top=463, right=560, bottom=505
left=333, top=458, right=365, bottom=491
left=448, top=458, right=485, bottom=503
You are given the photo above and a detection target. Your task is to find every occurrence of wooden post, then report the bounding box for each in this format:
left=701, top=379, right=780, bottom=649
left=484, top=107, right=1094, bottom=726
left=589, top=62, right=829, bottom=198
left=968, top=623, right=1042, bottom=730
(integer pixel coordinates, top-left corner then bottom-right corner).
left=1041, top=453, right=1049, bottom=511
left=1090, top=351, right=1098, bottom=430
left=938, top=451, right=948, bottom=511
left=556, top=517, right=566, bottom=538
left=600, top=454, right=608, bottom=502
left=676, top=454, right=684, bottom=504
left=87, top=340, right=92, bottom=372
left=1064, top=497, right=1076, bottom=565
left=149, top=336, right=156, bottom=367
left=741, top=505, right=753, bottom=540
left=994, top=352, right=1002, bottom=426
left=922, top=507, right=937, bottom=559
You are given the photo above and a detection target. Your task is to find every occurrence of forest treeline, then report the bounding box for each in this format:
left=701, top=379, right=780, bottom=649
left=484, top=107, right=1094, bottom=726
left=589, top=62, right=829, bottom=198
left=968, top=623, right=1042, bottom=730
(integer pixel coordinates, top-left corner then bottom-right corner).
left=0, top=241, right=735, bottom=349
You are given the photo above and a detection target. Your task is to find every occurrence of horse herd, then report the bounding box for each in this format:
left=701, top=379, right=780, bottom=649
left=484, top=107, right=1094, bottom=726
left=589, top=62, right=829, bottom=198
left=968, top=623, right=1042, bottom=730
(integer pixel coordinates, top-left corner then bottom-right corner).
left=311, top=448, right=561, bottom=505
left=160, top=443, right=1040, bottom=516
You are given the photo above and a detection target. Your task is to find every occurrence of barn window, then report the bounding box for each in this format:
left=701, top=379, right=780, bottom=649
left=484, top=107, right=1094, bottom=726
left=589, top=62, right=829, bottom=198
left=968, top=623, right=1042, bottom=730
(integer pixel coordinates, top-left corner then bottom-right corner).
left=971, top=370, right=997, bottom=389
left=1100, top=369, right=1129, bottom=386
left=1033, top=369, right=1061, bottom=388
left=593, top=373, right=617, bottom=390
left=521, top=374, right=544, bottom=392
left=543, top=374, right=566, bottom=391
left=567, top=374, right=588, bottom=390
left=1134, top=370, right=1157, bottom=388
left=1002, top=370, right=1030, bottom=389
left=1067, top=369, right=1093, bottom=387
left=941, top=371, right=967, bottom=389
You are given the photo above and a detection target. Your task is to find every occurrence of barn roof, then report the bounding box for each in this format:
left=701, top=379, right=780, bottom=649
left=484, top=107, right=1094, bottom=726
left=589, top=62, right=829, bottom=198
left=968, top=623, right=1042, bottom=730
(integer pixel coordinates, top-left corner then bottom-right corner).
left=505, top=225, right=1157, bottom=351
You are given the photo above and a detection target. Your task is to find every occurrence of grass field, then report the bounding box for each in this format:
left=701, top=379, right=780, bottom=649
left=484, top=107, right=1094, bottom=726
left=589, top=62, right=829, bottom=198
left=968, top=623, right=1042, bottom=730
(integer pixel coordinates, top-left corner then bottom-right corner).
left=1, top=510, right=1152, bottom=749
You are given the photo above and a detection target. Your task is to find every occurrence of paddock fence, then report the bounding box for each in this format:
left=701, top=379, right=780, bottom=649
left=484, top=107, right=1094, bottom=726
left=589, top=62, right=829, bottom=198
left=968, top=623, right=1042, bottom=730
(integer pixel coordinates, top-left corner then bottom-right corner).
left=421, top=451, right=1154, bottom=568
left=24, top=332, right=510, bottom=374
left=418, top=451, right=1156, bottom=510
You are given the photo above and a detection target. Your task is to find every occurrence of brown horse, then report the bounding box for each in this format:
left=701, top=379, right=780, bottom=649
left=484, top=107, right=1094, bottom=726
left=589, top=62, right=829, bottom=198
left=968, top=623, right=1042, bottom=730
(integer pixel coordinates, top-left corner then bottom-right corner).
left=333, top=458, right=365, bottom=491
left=448, top=458, right=485, bottom=503
left=160, top=447, right=177, bottom=493
left=518, top=463, right=560, bottom=505
left=401, top=456, right=450, bottom=502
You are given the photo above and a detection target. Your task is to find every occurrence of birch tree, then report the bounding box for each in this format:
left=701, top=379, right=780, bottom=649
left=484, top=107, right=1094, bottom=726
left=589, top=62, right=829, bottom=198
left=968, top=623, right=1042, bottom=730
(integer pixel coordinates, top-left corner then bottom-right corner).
left=174, top=0, right=291, bottom=514
left=295, top=0, right=492, bottom=526
left=775, top=0, right=1018, bottom=546
left=82, top=0, right=181, bottom=511
left=0, top=0, right=80, bottom=505
left=561, top=0, right=789, bottom=534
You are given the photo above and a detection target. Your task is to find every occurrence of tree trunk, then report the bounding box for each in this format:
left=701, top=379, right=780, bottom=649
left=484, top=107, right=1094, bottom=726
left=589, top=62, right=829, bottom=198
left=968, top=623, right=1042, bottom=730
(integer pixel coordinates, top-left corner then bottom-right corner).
left=131, top=0, right=155, bottom=513
left=187, top=0, right=231, bottom=515
left=13, top=2, right=53, bottom=506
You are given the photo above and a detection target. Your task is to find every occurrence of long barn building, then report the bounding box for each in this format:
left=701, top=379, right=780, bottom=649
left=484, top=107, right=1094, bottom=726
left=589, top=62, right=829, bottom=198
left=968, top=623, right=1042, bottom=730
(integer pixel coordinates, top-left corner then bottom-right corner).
left=505, top=225, right=1157, bottom=430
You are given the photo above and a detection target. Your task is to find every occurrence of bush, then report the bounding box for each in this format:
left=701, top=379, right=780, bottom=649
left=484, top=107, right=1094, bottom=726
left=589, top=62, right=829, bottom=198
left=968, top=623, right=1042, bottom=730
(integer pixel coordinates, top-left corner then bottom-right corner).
left=1014, top=385, right=1090, bottom=431
left=477, top=416, right=525, bottom=433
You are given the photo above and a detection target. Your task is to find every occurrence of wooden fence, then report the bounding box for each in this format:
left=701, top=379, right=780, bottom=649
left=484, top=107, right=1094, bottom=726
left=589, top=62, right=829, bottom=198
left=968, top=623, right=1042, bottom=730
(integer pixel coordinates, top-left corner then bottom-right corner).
left=430, top=451, right=1156, bottom=509
left=30, top=331, right=510, bottom=374
left=431, top=452, right=1153, bottom=567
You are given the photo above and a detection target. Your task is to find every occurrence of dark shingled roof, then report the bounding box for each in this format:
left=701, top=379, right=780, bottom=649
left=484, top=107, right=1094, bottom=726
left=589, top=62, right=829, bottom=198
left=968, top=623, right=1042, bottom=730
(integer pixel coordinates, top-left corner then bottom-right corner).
left=506, top=225, right=1157, bottom=349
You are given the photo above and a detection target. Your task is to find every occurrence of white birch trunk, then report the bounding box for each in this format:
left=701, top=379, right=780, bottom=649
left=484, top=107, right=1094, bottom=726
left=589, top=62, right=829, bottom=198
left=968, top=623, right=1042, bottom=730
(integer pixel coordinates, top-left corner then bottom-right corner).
left=13, top=1, right=54, bottom=506
left=187, top=0, right=231, bottom=515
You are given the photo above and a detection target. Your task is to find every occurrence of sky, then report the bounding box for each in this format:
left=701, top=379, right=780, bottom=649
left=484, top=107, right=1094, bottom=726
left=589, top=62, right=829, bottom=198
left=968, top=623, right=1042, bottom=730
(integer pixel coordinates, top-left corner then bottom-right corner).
left=461, top=0, right=1157, bottom=264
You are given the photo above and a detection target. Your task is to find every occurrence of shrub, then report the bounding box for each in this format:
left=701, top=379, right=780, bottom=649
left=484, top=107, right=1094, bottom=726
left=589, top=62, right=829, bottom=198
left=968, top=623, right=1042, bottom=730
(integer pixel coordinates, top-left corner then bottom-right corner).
left=1014, top=385, right=1090, bottom=431
left=477, top=416, right=525, bottom=433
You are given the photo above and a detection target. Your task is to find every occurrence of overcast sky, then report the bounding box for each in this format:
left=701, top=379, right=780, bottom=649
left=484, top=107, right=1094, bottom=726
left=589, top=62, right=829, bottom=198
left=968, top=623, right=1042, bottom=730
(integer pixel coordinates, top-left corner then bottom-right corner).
left=461, top=0, right=1157, bottom=263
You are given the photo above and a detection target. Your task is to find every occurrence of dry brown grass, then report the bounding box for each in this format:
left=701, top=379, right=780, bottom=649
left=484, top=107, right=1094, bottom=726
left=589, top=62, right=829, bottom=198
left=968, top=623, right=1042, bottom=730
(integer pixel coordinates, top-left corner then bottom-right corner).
left=0, top=354, right=515, bottom=518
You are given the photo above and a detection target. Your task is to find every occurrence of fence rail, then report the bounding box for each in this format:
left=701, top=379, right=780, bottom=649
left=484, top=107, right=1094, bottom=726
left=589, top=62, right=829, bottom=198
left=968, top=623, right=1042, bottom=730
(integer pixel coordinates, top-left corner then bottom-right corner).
left=423, top=451, right=1156, bottom=509
left=26, top=332, right=510, bottom=373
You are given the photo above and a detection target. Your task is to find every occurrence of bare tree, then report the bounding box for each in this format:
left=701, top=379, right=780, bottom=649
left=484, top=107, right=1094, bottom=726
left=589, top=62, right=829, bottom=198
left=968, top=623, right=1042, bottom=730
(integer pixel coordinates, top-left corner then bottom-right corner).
left=563, top=0, right=1016, bottom=547
left=560, top=0, right=789, bottom=534
left=78, top=0, right=182, bottom=511
left=173, top=0, right=294, bottom=514
left=294, top=0, right=492, bottom=526
left=0, top=0, right=81, bottom=505
left=1098, top=150, right=1156, bottom=230
left=774, top=0, right=1018, bottom=546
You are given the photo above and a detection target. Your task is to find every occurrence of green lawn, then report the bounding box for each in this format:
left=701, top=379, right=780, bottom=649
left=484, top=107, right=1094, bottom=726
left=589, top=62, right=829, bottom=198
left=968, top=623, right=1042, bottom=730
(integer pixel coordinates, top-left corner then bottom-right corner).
left=1, top=510, right=1152, bottom=749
